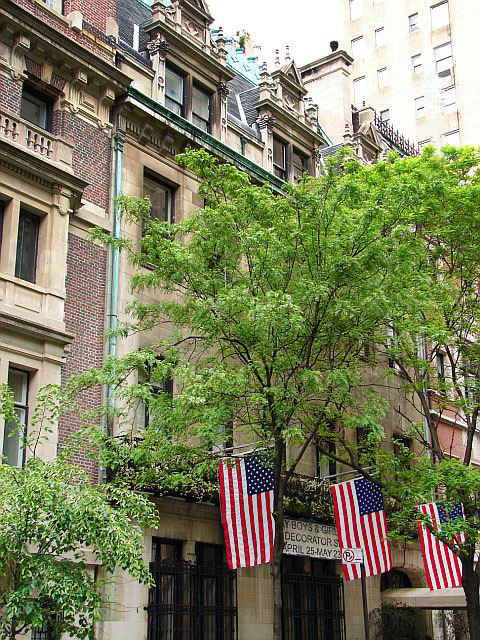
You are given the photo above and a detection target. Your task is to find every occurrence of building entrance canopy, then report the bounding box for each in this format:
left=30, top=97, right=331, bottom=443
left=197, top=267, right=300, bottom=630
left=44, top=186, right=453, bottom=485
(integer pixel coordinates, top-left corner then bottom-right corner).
left=381, top=587, right=467, bottom=609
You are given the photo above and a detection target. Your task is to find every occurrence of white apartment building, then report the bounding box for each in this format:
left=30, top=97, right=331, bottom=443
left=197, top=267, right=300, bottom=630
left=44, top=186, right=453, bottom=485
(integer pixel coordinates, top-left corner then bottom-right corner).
left=331, top=0, right=480, bottom=148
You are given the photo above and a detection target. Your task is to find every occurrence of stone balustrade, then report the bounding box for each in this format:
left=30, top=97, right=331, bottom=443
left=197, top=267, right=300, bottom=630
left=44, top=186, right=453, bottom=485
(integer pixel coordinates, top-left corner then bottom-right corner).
left=0, top=109, right=74, bottom=170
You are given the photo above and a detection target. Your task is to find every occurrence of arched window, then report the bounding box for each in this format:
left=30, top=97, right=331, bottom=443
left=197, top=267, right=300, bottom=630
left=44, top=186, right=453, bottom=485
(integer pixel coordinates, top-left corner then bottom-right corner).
left=380, top=569, right=412, bottom=591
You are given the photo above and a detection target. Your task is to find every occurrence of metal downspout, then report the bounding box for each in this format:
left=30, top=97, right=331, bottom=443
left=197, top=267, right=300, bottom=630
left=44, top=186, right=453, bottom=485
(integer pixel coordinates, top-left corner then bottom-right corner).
left=106, top=125, right=125, bottom=433
left=419, top=336, right=432, bottom=458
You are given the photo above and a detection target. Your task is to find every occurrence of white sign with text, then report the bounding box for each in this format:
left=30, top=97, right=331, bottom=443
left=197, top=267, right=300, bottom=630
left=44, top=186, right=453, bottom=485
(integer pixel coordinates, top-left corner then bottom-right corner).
left=341, top=548, right=364, bottom=564
left=283, top=518, right=340, bottom=560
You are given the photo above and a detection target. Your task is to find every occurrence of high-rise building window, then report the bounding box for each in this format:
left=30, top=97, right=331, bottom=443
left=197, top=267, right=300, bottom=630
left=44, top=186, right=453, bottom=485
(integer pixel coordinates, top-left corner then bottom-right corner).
left=377, top=67, right=388, bottom=89
left=418, top=139, right=431, bottom=151
left=415, top=96, right=426, bottom=119
left=441, top=130, right=460, bottom=147
left=15, top=210, right=39, bottom=283
left=353, top=76, right=367, bottom=108
left=375, top=27, right=385, bottom=47
left=192, top=85, right=211, bottom=133
left=442, top=86, right=457, bottom=114
left=273, top=138, right=287, bottom=181
left=3, top=368, right=29, bottom=467
left=351, top=36, right=364, bottom=60
left=165, top=66, right=184, bottom=116
left=380, top=109, right=390, bottom=124
left=409, top=13, right=419, bottom=33
left=431, top=1, right=450, bottom=30
left=435, top=42, right=454, bottom=88
left=20, top=86, right=52, bottom=132
left=350, top=0, right=362, bottom=21
left=412, top=53, right=422, bottom=75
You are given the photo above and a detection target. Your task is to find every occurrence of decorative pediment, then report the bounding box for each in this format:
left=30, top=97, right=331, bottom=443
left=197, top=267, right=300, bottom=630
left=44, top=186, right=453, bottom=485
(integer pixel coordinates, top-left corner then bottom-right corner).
left=181, top=0, right=214, bottom=23
left=280, top=60, right=304, bottom=88
left=271, top=59, right=307, bottom=98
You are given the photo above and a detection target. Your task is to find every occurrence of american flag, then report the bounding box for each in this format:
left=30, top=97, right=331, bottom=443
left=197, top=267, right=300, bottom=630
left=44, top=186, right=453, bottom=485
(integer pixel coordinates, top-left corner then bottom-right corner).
left=218, top=456, right=275, bottom=570
left=417, top=502, right=464, bottom=590
left=331, top=478, right=392, bottom=580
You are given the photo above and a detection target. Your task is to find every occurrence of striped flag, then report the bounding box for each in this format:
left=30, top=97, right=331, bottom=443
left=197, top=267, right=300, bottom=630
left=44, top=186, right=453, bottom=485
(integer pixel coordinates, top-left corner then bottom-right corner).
left=331, top=478, right=392, bottom=581
left=417, top=502, right=464, bottom=590
left=218, top=456, right=275, bottom=570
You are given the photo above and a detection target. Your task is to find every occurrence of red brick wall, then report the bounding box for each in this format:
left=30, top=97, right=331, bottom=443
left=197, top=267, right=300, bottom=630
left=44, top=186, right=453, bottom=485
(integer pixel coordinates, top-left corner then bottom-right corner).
left=59, top=233, right=107, bottom=481
left=63, top=0, right=116, bottom=34
left=53, top=110, right=112, bottom=210
left=0, top=74, right=22, bottom=114
left=15, top=0, right=115, bottom=62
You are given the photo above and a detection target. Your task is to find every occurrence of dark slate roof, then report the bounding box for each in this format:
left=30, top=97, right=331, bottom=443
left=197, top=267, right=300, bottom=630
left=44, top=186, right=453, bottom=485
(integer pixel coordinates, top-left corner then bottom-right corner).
left=319, top=143, right=344, bottom=157
left=227, top=114, right=261, bottom=140
left=227, top=74, right=254, bottom=120
left=117, top=0, right=151, bottom=58
left=239, top=86, right=260, bottom=127
left=227, top=74, right=261, bottom=131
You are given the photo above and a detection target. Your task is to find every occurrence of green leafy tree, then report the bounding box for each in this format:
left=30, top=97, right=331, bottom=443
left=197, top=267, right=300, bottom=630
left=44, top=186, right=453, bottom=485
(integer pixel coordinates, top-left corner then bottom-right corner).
left=90, top=148, right=427, bottom=639
left=0, top=383, right=159, bottom=640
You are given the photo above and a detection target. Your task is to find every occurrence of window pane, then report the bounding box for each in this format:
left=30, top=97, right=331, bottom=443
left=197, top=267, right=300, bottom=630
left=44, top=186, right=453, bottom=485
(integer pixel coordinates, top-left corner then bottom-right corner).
left=442, top=86, right=456, bottom=113
left=44, top=0, right=63, bottom=11
left=292, top=150, right=308, bottom=182
left=143, top=176, right=171, bottom=222
left=15, top=210, right=39, bottom=283
left=377, top=67, right=387, bottom=89
left=165, top=67, right=184, bottom=113
left=442, top=130, right=460, bottom=147
left=273, top=140, right=285, bottom=168
left=431, top=1, right=450, bottom=30
left=20, top=91, right=48, bottom=130
left=353, top=76, right=366, bottom=107
left=412, top=54, right=422, bottom=75
left=375, top=27, right=385, bottom=47
left=415, top=96, right=425, bottom=119
left=351, top=36, right=364, bottom=59
left=8, top=369, right=28, bottom=405
left=409, top=13, right=419, bottom=32
left=380, top=109, right=390, bottom=123
left=435, top=42, right=452, bottom=61
left=192, top=86, right=210, bottom=121
left=3, top=369, right=28, bottom=468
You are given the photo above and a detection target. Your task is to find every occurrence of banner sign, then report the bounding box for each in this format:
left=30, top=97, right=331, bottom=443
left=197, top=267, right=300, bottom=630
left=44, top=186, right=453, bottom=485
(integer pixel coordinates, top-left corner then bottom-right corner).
left=284, top=518, right=340, bottom=560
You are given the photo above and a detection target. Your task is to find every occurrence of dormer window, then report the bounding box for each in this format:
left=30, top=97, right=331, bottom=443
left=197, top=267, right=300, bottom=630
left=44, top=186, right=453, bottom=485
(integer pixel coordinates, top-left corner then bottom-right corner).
left=165, top=67, right=184, bottom=116
left=273, top=138, right=287, bottom=181
left=192, top=85, right=211, bottom=133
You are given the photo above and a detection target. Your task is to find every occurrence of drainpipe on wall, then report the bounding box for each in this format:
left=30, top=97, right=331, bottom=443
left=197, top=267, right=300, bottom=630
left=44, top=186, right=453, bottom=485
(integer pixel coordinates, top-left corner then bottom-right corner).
left=105, top=121, right=125, bottom=435
left=418, top=336, right=432, bottom=458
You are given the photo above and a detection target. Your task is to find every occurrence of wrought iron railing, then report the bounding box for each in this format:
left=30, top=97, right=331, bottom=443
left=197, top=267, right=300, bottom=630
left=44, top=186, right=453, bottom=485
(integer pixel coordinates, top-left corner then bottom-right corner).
left=282, top=570, right=345, bottom=640
left=374, top=112, right=419, bottom=157
left=147, top=560, right=237, bottom=640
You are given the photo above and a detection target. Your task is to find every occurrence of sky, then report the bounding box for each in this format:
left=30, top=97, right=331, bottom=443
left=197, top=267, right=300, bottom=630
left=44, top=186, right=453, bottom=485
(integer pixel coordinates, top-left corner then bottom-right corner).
left=206, top=0, right=342, bottom=68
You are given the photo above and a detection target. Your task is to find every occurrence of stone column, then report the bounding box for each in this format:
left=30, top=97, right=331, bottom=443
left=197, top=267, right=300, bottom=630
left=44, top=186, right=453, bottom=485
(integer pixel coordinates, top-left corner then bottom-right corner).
left=256, top=113, right=276, bottom=173
left=147, top=34, right=170, bottom=105
left=216, top=81, right=230, bottom=142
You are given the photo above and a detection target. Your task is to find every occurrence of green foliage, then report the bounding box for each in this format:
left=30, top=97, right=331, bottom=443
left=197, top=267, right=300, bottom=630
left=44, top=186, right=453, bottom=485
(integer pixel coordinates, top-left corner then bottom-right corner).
left=0, top=385, right=159, bottom=640
left=370, top=604, right=417, bottom=640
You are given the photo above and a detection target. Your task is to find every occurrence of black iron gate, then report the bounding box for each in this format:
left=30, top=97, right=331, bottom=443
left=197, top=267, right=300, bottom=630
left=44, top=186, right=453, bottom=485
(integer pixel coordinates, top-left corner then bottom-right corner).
left=282, top=565, right=346, bottom=640
left=147, top=560, right=237, bottom=640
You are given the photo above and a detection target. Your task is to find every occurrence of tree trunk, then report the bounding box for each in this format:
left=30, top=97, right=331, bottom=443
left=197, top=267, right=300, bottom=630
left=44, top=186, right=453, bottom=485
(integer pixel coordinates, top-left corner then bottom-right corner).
left=461, top=556, right=480, bottom=639
left=272, top=436, right=285, bottom=640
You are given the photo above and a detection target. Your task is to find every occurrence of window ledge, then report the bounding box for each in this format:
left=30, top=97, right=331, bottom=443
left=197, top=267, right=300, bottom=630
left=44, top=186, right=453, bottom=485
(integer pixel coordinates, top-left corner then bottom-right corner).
left=0, top=272, right=65, bottom=299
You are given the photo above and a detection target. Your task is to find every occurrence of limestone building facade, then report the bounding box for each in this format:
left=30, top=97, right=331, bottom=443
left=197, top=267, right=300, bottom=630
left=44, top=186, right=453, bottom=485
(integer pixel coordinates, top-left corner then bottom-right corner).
left=0, top=1, right=438, bottom=639
left=329, top=0, right=480, bottom=148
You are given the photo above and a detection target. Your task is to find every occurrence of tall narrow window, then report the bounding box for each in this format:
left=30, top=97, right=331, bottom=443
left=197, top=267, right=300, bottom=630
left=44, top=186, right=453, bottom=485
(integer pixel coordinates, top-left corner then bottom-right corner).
left=143, top=174, right=175, bottom=223
left=435, top=42, right=453, bottom=87
left=353, top=76, right=367, bottom=108
left=412, top=53, right=422, bottom=75
left=192, top=85, right=211, bottom=132
left=43, top=0, right=63, bottom=12
left=3, top=368, right=29, bottom=467
left=15, top=210, right=39, bottom=283
left=316, top=440, right=337, bottom=480
left=377, top=67, right=387, bottom=89
left=415, top=96, right=426, bottom=119
left=375, top=27, right=385, bottom=47
left=351, top=36, right=364, bottom=60
left=442, top=85, right=456, bottom=113
left=165, top=67, right=184, bottom=115
left=409, top=13, right=419, bottom=33
left=196, top=544, right=235, bottom=640
left=137, top=356, right=174, bottom=430
left=350, top=0, right=362, bottom=20
left=273, top=138, right=287, bottom=181
left=20, top=86, right=52, bottom=131
left=431, top=1, right=450, bottom=30
left=292, top=148, right=309, bottom=182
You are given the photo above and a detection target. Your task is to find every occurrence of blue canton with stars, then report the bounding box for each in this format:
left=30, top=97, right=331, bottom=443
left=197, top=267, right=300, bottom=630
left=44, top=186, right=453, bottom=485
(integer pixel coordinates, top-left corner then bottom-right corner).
left=354, top=478, right=385, bottom=515
left=437, top=502, right=463, bottom=524
left=245, top=456, right=275, bottom=496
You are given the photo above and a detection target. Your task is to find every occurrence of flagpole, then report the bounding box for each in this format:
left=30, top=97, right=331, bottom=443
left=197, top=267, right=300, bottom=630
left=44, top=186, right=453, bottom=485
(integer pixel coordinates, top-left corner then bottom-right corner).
left=360, top=562, right=369, bottom=640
